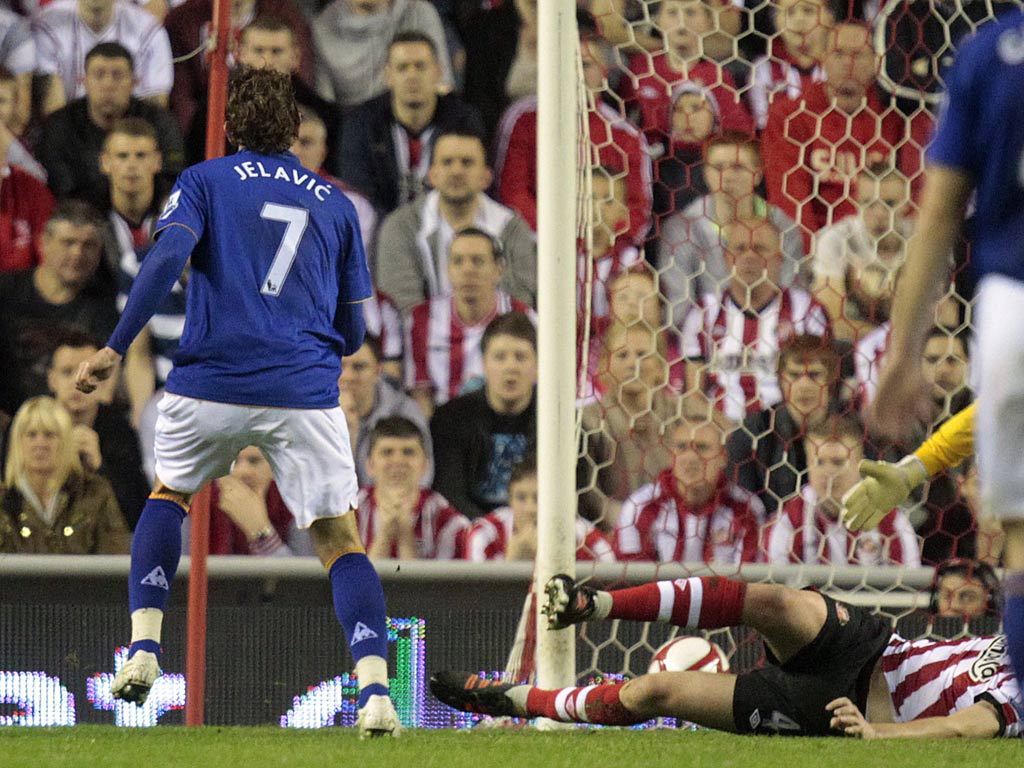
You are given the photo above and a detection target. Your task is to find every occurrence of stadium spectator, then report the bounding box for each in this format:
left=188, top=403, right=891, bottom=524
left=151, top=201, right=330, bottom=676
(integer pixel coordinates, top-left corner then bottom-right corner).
left=930, top=558, right=1000, bottom=620
left=812, top=163, right=913, bottom=344
left=355, top=416, right=467, bottom=559
left=38, top=42, right=184, bottom=202
left=166, top=2, right=315, bottom=138
left=0, top=201, right=118, bottom=404
left=375, top=130, right=535, bottom=312
left=578, top=321, right=680, bottom=529
left=618, top=0, right=753, bottom=146
left=0, top=396, right=130, bottom=554
left=46, top=330, right=148, bottom=529
left=0, top=11, right=33, bottom=135
left=726, top=334, right=839, bottom=516
left=577, top=167, right=645, bottom=327
left=183, top=446, right=314, bottom=556
left=456, top=0, right=576, bottom=143
left=615, top=411, right=765, bottom=564
left=360, top=292, right=404, bottom=383
left=32, top=0, right=172, bottom=115
left=98, top=118, right=164, bottom=290
left=681, top=217, right=831, bottom=423
left=763, top=21, right=908, bottom=244
left=648, top=82, right=715, bottom=246
left=338, top=335, right=431, bottom=489
left=766, top=416, right=921, bottom=566
left=183, top=15, right=331, bottom=167
left=921, top=326, right=972, bottom=425
left=405, top=227, right=536, bottom=419
left=579, top=266, right=683, bottom=403
left=432, top=572, right=1022, bottom=739
left=334, top=31, right=483, bottom=217
left=0, top=66, right=46, bottom=181
left=290, top=106, right=376, bottom=255
left=659, top=131, right=806, bottom=328
left=313, top=0, right=452, bottom=108
left=0, top=77, right=55, bottom=272
left=747, top=0, right=833, bottom=130
left=495, top=35, right=653, bottom=246
left=96, top=117, right=177, bottom=427
left=430, top=312, right=536, bottom=520
left=466, top=456, right=614, bottom=562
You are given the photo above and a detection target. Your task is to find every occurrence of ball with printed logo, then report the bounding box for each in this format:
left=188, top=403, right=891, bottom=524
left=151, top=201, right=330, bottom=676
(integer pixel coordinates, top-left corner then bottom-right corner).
left=647, top=637, right=730, bottom=674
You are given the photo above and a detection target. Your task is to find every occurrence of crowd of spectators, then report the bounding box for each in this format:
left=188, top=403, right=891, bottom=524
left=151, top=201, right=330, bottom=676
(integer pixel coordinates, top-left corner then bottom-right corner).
left=0, top=0, right=998, bottom=579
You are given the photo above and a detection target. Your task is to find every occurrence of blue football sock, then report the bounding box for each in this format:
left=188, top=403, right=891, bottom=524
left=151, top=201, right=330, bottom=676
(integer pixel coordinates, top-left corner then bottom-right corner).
left=328, top=553, right=389, bottom=707
left=128, top=497, right=187, bottom=616
left=1002, top=571, right=1024, bottom=690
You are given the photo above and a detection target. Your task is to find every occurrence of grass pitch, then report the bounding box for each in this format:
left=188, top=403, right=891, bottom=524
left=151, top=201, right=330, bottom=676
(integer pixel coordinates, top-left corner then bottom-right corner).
left=2, top=726, right=1019, bottom=768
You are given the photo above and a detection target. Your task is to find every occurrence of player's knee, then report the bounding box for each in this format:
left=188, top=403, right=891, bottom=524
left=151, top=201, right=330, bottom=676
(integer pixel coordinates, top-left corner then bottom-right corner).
left=309, top=512, right=365, bottom=566
left=622, top=673, right=675, bottom=715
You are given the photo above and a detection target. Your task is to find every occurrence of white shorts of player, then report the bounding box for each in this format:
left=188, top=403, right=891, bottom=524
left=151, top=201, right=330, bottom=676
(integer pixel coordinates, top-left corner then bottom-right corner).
left=975, top=274, right=1024, bottom=521
left=154, top=393, right=359, bottom=529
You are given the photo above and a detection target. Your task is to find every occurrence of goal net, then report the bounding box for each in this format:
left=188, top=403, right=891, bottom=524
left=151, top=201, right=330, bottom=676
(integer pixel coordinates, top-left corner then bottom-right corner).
left=525, top=0, right=1017, bottom=692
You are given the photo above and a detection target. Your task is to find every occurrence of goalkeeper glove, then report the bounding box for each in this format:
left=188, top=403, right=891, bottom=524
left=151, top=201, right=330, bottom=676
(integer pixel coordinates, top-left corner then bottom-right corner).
left=840, top=456, right=928, bottom=532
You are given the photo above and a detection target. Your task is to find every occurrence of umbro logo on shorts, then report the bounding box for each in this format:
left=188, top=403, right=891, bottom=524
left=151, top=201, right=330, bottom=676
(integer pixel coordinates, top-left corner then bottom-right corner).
left=141, top=566, right=170, bottom=590
left=351, top=622, right=378, bottom=644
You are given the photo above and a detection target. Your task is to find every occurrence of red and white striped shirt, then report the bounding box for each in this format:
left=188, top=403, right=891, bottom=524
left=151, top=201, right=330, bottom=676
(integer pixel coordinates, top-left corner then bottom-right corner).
left=882, top=633, right=1022, bottom=737
left=615, top=471, right=765, bottom=564
left=681, top=286, right=831, bottom=422
left=854, top=321, right=890, bottom=413
left=767, top=485, right=920, bottom=567
left=405, top=293, right=535, bottom=404
left=355, top=487, right=469, bottom=560
left=362, top=291, right=404, bottom=362
left=465, top=507, right=616, bottom=563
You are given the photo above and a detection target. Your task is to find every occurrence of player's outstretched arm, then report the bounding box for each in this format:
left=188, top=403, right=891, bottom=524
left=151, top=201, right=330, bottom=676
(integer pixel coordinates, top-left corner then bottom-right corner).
left=828, top=697, right=1001, bottom=739
left=842, top=403, right=976, bottom=531
left=871, top=166, right=972, bottom=441
left=840, top=457, right=927, bottom=532
left=105, top=224, right=197, bottom=359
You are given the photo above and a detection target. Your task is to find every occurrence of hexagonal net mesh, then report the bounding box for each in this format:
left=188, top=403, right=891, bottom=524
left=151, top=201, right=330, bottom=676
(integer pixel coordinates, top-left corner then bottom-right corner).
left=516, top=0, right=1019, bottom=685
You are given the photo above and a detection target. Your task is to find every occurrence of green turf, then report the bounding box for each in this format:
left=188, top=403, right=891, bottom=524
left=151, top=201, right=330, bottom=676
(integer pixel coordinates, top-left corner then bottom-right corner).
left=0, top=727, right=1018, bottom=768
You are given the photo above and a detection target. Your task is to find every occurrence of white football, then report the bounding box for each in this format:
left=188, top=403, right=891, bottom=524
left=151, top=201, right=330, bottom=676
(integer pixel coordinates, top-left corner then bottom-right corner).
left=647, top=637, right=730, bottom=674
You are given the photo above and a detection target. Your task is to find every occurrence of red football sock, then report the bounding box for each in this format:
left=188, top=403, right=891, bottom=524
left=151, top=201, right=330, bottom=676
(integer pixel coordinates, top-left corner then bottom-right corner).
left=525, top=683, right=644, bottom=725
left=607, top=576, right=746, bottom=628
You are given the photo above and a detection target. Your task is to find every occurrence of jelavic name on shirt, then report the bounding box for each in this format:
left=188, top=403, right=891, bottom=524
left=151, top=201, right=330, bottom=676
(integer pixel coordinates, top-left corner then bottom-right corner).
left=233, top=161, right=333, bottom=202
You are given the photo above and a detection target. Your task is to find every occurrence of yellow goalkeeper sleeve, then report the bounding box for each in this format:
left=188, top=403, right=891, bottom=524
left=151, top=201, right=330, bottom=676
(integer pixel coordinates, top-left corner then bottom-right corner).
left=913, top=402, right=976, bottom=476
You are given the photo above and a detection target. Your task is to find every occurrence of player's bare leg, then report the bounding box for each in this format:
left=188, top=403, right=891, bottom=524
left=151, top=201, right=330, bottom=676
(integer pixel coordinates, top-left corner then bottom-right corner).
left=113, top=482, right=193, bottom=705
left=545, top=575, right=826, bottom=664
left=310, top=513, right=400, bottom=738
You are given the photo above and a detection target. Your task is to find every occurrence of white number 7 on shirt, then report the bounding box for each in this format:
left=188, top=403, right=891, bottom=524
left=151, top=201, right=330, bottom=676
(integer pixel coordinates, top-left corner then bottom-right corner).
left=260, top=203, right=309, bottom=296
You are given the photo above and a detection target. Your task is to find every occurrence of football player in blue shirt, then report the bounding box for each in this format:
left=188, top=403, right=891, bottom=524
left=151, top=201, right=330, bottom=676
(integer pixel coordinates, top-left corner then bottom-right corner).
left=75, top=67, right=400, bottom=738
left=863, top=10, right=1024, bottom=696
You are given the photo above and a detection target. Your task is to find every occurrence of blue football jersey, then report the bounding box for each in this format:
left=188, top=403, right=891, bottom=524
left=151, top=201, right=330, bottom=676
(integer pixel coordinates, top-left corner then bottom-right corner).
left=928, top=10, right=1024, bottom=281
left=155, top=150, right=372, bottom=408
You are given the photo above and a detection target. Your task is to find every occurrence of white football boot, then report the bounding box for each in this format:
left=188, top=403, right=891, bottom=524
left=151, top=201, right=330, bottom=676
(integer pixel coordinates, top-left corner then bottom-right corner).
left=356, top=694, right=401, bottom=739
left=111, top=650, right=161, bottom=706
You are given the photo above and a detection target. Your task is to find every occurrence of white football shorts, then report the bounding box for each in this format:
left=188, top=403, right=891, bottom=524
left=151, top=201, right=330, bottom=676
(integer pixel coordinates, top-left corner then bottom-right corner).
left=975, top=274, right=1024, bottom=521
left=154, top=393, right=359, bottom=528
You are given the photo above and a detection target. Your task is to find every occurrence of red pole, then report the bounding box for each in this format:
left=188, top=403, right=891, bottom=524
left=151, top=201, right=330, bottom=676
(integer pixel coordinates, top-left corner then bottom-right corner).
left=204, top=0, right=232, bottom=161
left=185, top=484, right=211, bottom=726
left=185, top=0, right=230, bottom=727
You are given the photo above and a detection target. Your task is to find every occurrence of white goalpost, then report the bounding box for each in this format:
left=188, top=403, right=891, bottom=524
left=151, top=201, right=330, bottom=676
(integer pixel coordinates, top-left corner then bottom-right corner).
left=534, top=0, right=581, bottom=696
